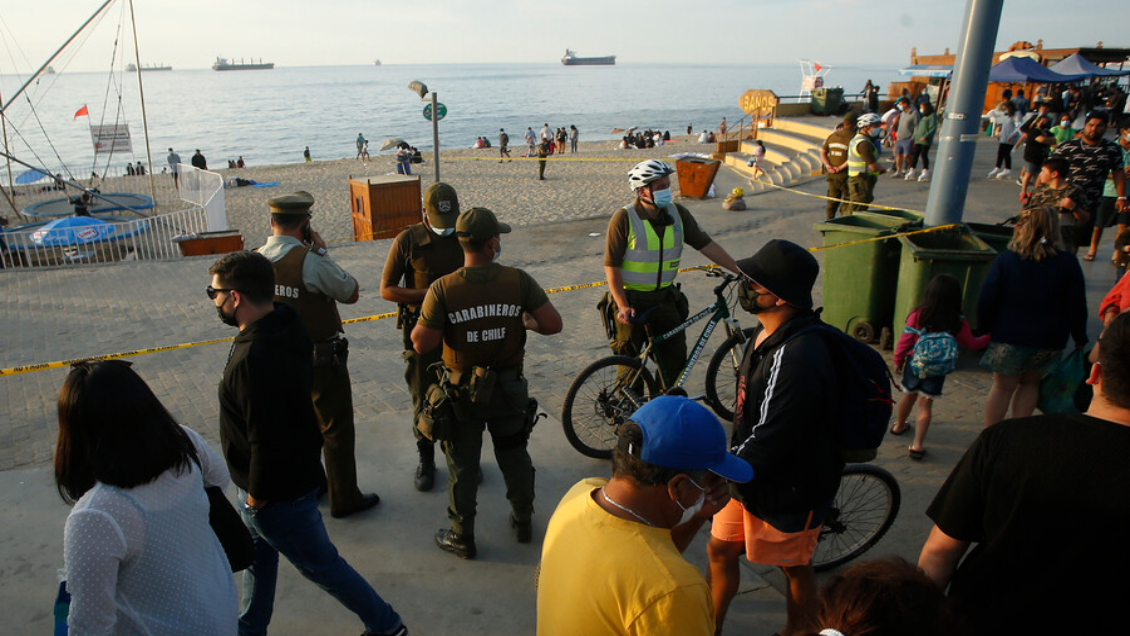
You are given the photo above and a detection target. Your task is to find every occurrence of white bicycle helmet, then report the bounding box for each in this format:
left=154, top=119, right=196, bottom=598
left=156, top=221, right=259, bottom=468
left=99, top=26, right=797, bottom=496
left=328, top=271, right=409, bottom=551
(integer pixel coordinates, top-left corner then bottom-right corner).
left=857, top=113, right=882, bottom=129
left=628, top=159, right=675, bottom=191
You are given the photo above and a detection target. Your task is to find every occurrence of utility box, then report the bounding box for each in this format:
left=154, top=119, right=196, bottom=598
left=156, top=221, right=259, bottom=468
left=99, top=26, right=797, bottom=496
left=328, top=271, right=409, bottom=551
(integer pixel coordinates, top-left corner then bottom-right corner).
left=675, top=157, right=721, bottom=199
left=349, top=175, right=421, bottom=242
left=175, top=230, right=244, bottom=257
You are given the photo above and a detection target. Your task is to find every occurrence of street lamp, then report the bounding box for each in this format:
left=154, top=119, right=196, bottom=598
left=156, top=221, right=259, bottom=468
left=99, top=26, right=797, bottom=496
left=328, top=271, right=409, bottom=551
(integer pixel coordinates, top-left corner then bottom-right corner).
left=408, top=81, right=441, bottom=183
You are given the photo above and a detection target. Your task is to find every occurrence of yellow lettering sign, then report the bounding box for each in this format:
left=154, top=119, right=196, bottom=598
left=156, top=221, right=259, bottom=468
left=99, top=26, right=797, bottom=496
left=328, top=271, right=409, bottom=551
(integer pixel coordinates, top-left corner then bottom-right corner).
left=740, top=90, right=779, bottom=116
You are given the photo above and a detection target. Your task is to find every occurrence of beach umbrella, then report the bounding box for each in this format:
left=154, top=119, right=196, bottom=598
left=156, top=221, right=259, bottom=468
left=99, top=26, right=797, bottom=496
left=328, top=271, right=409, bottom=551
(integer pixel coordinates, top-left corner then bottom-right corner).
left=609, top=128, right=625, bottom=135
left=15, top=168, right=51, bottom=185
left=29, top=215, right=116, bottom=247
left=625, top=127, right=638, bottom=136
left=380, top=138, right=406, bottom=151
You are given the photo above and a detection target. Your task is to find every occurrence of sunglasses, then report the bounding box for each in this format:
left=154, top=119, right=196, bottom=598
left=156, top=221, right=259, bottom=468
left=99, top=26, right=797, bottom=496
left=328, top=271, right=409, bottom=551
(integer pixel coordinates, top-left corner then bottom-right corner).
left=205, top=285, right=241, bottom=300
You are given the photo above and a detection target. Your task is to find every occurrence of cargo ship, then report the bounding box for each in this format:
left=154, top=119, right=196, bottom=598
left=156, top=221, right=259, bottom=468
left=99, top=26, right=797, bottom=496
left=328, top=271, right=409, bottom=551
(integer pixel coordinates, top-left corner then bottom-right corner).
left=212, top=57, right=275, bottom=71
left=561, top=49, right=615, bottom=66
left=126, top=63, right=172, bottom=72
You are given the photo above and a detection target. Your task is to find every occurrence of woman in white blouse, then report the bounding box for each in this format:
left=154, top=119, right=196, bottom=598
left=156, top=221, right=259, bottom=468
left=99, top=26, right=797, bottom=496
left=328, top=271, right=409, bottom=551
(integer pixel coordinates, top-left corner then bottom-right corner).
left=54, top=361, right=237, bottom=635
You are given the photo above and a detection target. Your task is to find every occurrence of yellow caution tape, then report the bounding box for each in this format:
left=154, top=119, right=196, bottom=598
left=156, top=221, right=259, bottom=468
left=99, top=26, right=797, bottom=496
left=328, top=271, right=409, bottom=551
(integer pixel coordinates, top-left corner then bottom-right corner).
left=0, top=220, right=966, bottom=377
left=444, top=156, right=648, bottom=162
left=749, top=177, right=925, bottom=215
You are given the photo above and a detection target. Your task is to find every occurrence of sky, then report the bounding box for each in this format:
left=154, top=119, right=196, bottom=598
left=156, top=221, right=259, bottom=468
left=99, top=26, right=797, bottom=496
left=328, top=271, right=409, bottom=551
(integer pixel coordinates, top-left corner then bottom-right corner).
left=0, top=0, right=1127, bottom=74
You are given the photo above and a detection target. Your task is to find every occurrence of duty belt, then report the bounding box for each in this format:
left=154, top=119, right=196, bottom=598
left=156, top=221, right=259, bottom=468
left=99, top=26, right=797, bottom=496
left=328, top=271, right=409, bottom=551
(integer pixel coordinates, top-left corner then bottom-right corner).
left=447, top=366, right=522, bottom=386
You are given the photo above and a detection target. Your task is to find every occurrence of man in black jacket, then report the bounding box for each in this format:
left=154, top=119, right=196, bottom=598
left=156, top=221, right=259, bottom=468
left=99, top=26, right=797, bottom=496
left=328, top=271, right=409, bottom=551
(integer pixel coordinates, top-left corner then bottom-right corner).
left=209, top=251, right=407, bottom=636
left=706, top=240, right=842, bottom=636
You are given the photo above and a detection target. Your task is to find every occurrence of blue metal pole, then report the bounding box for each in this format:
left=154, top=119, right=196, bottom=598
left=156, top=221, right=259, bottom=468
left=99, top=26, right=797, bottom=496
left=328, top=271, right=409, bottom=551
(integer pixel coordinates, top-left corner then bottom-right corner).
left=924, top=0, right=1005, bottom=226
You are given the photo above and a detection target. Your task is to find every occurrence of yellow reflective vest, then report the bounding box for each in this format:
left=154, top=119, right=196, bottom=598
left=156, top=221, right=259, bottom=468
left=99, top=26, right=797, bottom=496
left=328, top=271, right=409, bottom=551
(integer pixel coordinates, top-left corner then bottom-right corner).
left=847, top=133, right=880, bottom=177
left=620, top=203, right=684, bottom=291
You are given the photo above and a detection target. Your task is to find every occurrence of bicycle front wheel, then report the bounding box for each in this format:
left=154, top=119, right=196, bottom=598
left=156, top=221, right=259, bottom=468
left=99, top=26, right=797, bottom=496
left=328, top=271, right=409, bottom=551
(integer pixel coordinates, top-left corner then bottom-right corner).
left=561, top=356, right=659, bottom=459
left=704, top=327, right=756, bottom=422
left=812, top=464, right=901, bottom=572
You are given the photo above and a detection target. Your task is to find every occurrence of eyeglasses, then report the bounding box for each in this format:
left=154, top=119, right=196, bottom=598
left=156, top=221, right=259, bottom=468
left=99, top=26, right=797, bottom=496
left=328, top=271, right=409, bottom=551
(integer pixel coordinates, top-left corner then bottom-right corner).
left=206, top=285, right=240, bottom=300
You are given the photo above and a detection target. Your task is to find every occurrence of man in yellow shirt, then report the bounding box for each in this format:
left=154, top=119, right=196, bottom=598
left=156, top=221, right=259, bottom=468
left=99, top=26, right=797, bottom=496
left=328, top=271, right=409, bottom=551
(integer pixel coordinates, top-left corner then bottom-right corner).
left=536, top=396, right=752, bottom=636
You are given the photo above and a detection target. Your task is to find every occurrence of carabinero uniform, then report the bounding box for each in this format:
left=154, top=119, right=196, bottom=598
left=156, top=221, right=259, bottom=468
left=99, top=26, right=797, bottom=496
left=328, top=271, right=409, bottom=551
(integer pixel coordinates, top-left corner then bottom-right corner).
left=822, top=126, right=854, bottom=219
left=846, top=132, right=880, bottom=214
left=604, top=202, right=713, bottom=387
left=258, top=235, right=367, bottom=517
left=417, top=262, right=549, bottom=539
left=381, top=223, right=464, bottom=460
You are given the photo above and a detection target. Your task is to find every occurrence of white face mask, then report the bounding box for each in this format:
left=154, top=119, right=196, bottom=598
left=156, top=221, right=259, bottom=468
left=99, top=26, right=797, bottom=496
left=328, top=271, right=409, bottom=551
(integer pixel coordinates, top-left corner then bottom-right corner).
left=674, top=477, right=706, bottom=526
left=430, top=224, right=455, bottom=237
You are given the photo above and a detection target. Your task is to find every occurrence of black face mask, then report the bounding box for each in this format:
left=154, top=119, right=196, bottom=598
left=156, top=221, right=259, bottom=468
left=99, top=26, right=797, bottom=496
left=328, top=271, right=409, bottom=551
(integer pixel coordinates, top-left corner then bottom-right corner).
left=737, top=284, right=769, bottom=314
left=216, top=301, right=240, bottom=327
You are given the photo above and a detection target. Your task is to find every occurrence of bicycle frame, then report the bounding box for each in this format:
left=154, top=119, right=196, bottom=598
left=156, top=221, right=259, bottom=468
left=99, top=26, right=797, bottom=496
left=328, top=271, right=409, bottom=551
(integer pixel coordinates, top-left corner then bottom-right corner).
left=637, top=275, right=743, bottom=390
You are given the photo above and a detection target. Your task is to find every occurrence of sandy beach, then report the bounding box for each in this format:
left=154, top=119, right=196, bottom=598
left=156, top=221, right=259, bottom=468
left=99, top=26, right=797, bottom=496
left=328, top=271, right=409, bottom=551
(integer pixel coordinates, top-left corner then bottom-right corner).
left=209, top=137, right=711, bottom=248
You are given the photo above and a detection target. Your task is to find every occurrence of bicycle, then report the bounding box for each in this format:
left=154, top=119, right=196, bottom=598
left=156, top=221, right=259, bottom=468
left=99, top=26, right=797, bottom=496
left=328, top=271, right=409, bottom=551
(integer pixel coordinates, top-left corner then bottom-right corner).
left=812, top=463, right=901, bottom=572
left=561, top=267, right=755, bottom=459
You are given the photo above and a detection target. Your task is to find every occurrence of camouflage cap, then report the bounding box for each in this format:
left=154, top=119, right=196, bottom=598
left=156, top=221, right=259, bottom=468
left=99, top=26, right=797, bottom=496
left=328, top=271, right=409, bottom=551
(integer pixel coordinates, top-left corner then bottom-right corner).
left=424, top=182, right=460, bottom=228
left=456, top=207, right=511, bottom=242
left=267, top=191, right=315, bottom=215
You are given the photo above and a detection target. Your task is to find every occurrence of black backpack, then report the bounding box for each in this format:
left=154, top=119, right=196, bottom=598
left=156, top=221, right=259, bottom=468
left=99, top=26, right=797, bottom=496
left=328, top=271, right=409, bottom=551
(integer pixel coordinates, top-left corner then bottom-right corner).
left=740, top=320, right=894, bottom=462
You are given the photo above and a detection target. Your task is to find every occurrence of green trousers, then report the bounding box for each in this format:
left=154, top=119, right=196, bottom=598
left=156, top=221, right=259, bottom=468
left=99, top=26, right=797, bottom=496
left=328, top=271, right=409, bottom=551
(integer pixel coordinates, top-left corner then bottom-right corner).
left=826, top=172, right=849, bottom=219
left=611, top=286, right=689, bottom=389
left=402, top=325, right=441, bottom=456
left=311, top=353, right=365, bottom=516
left=845, top=174, right=877, bottom=214
left=442, top=376, right=535, bottom=537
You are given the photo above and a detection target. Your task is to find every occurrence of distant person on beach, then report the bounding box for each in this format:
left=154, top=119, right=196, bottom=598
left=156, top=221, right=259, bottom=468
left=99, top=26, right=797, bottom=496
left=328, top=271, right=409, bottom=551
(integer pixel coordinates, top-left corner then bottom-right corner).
left=845, top=113, right=887, bottom=213
left=362, top=140, right=371, bottom=163
left=237, top=156, right=245, bottom=169
left=556, top=127, right=566, bottom=154
left=863, top=80, right=879, bottom=113
left=126, top=162, right=135, bottom=176
left=380, top=182, right=465, bottom=493
left=718, top=117, right=727, bottom=137
left=917, top=314, right=1130, bottom=636
left=499, top=128, right=511, bottom=162
left=541, top=123, right=551, bottom=142
left=821, top=112, right=857, bottom=219
left=570, top=125, right=578, bottom=153
left=687, top=123, right=693, bottom=136
left=167, top=148, right=181, bottom=187
left=191, top=149, right=207, bottom=171
left=537, top=140, right=549, bottom=180
left=525, top=127, right=536, bottom=155
left=396, top=143, right=412, bottom=175
left=136, top=161, right=145, bottom=176
left=746, top=140, right=767, bottom=180
left=602, top=160, right=742, bottom=388
left=304, top=146, right=312, bottom=162
left=356, top=133, right=366, bottom=160
left=698, top=130, right=710, bottom=144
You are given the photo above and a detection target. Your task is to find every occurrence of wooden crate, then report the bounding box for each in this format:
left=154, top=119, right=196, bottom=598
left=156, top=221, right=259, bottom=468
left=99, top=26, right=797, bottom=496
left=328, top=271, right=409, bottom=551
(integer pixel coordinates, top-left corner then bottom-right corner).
left=349, top=175, right=422, bottom=242
left=177, top=230, right=244, bottom=256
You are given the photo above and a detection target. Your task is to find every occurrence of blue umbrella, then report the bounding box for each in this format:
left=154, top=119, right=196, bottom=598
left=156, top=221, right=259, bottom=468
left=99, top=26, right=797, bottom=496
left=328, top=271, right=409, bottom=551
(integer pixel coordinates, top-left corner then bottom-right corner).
left=15, top=168, right=51, bottom=185
left=30, top=216, right=116, bottom=247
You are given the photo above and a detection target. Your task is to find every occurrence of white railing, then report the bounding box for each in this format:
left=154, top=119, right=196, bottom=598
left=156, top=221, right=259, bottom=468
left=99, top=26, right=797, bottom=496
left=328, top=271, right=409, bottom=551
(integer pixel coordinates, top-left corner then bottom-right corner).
left=0, top=206, right=209, bottom=269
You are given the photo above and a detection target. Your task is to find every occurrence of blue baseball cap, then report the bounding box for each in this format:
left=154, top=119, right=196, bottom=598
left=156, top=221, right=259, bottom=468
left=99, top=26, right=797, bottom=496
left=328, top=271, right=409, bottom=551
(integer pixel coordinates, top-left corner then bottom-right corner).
left=629, top=396, right=753, bottom=483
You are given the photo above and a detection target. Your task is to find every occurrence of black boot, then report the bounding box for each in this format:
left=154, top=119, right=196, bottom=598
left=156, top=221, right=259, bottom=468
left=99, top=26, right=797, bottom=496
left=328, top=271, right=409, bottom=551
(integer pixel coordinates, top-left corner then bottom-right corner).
left=414, top=444, right=436, bottom=492
left=435, top=528, right=476, bottom=559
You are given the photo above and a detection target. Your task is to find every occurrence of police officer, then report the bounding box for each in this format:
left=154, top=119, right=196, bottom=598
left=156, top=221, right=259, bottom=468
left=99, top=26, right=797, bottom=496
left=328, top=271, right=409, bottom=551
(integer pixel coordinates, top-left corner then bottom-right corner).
left=820, top=112, right=857, bottom=219
left=411, top=207, right=563, bottom=559
left=257, top=191, right=380, bottom=519
left=603, top=159, right=742, bottom=388
left=845, top=113, right=887, bottom=214
left=380, top=182, right=465, bottom=492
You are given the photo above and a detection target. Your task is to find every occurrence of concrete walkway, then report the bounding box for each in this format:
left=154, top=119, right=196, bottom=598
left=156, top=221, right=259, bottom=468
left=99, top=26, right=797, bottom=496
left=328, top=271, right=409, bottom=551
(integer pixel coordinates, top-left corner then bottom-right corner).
left=0, top=135, right=1119, bottom=634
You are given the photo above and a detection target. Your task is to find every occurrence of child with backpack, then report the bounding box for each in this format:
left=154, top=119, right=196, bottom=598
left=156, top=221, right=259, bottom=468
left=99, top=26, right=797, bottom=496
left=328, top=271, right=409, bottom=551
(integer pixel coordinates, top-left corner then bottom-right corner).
left=890, top=274, right=990, bottom=459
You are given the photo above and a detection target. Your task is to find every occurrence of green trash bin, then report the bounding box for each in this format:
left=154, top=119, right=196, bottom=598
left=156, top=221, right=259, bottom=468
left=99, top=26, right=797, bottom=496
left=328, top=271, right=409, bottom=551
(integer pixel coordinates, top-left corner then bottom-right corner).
left=965, top=221, right=1013, bottom=253
left=814, top=214, right=907, bottom=343
left=892, top=228, right=997, bottom=334
left=811, top=88, right=830, bottom=115
left=855, top=208, right=925, bottom=226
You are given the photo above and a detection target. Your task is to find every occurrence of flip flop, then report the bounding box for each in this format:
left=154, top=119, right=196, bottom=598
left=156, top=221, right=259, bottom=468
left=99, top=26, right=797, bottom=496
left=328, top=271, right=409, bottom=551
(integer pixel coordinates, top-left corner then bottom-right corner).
left=909, top=447, right=927, bottom=460
left=890, top=423, right=911, bottom=436
left=1083, top=253, right=1096, bottom=261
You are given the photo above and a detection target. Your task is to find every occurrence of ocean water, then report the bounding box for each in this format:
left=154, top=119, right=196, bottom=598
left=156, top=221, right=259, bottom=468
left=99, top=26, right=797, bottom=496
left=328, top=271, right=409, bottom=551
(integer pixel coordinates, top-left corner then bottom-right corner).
left=0, top=63, right=900, bottom=183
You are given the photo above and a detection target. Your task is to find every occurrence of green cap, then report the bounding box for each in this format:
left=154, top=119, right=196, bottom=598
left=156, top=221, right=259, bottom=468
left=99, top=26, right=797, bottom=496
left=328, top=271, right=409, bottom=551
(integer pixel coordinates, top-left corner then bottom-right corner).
left=457, top=207, right=511, bottom=241
left=267, top=191, right=315, bottom=215
left=424, top=182, right=460, bottom=228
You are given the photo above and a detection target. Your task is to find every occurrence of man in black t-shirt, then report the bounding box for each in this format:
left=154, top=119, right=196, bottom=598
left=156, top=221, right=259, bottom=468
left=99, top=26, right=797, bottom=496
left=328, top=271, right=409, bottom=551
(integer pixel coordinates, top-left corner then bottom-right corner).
left=918, top=313, right=1130, bottom=635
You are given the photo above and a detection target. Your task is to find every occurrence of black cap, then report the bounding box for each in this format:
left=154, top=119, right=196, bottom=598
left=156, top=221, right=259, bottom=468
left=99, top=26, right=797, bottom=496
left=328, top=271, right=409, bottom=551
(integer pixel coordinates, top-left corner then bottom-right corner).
left=736, top=239, right=819, bottom=309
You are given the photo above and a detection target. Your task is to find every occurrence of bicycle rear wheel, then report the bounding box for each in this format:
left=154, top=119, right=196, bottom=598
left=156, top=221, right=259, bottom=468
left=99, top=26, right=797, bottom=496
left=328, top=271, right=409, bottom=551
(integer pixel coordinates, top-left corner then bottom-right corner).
left=812, top=463, right=901, bottom=572
left=704, top=327, right=756, bottom=422
left=561, top=356, right=659, bottom=459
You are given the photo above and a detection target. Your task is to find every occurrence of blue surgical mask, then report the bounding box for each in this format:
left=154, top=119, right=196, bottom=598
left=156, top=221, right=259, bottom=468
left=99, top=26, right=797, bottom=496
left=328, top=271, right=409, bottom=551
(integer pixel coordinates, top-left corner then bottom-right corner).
left=651, top=188, right=673, bottom=208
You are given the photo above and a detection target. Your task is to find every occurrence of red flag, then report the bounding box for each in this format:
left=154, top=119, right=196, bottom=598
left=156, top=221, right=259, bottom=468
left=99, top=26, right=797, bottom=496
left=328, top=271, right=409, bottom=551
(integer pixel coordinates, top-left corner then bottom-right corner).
left=814, top=63, right=822, bottom=72
left=74, top=105, right=89, bottom=119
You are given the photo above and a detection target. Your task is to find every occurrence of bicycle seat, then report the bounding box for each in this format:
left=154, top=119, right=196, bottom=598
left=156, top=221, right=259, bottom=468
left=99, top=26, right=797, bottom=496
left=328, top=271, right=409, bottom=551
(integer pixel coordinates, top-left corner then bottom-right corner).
left=628, top=304, right=662, bottom=325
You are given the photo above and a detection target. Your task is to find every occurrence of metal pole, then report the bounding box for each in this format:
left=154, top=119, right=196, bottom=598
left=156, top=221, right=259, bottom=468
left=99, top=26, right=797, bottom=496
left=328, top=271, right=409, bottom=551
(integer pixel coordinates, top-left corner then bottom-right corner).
left=0, top=83, right=20, bottom=218
left=431, top=92, right=440, bottom=183
left=923, top=0, right=1005, bottom=227
left=128, top=0, right=157, bottom=206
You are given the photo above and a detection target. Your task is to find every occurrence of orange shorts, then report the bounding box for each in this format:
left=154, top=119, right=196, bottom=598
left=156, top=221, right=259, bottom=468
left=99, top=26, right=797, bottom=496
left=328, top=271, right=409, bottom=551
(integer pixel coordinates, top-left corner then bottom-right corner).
left=710, top=498, right=823, bottom=567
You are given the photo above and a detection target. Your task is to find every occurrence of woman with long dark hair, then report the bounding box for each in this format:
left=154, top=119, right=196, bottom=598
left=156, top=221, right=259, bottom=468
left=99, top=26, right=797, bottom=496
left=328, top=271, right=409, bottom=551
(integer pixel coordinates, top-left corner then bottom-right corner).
left=55, top=361, right=237, bottom=634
